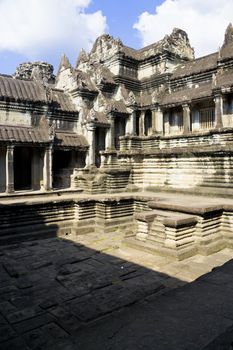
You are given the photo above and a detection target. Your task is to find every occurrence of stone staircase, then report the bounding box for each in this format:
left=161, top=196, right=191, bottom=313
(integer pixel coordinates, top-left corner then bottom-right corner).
left=71, top=162, right=131, bottom=194
left=124, top=199, right=229, bottom=260
left=146, top=213, right=166, bottom=245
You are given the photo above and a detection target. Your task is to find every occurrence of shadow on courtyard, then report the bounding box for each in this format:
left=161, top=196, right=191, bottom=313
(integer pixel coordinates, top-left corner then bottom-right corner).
left=0, top=202, right=233, bottom=349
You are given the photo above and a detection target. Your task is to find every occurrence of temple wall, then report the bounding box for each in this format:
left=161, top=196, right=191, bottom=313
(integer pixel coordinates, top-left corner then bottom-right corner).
left=138, top=60, right=175, bottom=80
left=0, top=198, right=136, bottom=244
left=146, top=155, right=233, bottom=189
left=130, top=154, right=233, bottom=191
left=120, top=131, right=233, bottom=151
left=119, top=65, right=137, bottom=79
left=118, top=130, right=233, bottom=193
left=138, top=63, right=157, bottom=80
left=51, top=118, right=77, bottom=131
left=0, top=109, right=31, bottom=126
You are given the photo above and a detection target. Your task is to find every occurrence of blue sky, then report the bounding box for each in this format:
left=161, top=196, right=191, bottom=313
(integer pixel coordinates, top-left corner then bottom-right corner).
left=0, top=0, right=232, bottom=75
left=87, top=0, right=163, bottom=49
left=1, top=0, right=162, bottom=75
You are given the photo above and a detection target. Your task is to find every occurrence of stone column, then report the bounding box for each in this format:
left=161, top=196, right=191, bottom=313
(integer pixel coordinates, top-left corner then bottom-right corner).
left=139, top=111, right=145, bottom=136
left=153, top=107, right=163, bottom=134
left=125, top=114, right=131, bottom=135
left=182, top=104, right=191, bottom=134
left=164, top=111, right=170, bottom=135
left=86, top=124, right=96, bottom=166
left=100, top=152, right=107, bottom=168
left=105, top=115, right=115, bottom=149
left=43, top=145, right=52, bottom=191
left=214, top=94, right=223, bottom=129
left=126, top=111, right=136, bottom=135
left=6, top=145, right=14, bottom=193
left=151, top=110, right=156, bottom=133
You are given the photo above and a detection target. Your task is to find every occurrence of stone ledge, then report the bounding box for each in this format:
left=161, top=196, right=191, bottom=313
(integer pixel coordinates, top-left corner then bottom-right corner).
left=135, top=211, right=157, bottom=223
left=163, top=215, right=197, bottom=228
left=223, top=204, right=233, bottom=212
left=103, top=167, right=131, bottom=174
left=120, top=128, right=233, bottom=141
left=144, top=185, right=233, bottom=199
left=135, top=209, right=197, bottom=227
left=119, top=145, right=233, bottom=157
left=148, top=201, right=224, bottom=215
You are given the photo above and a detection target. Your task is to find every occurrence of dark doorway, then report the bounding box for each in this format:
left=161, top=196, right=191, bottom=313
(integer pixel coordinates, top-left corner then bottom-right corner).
left=115, top=117, right=126, bottom=149
left=136, top=112, right=140, bottom=136
left=52, top=150, right=73, bottom=189
left=53, top=150, right=72, bottom=170
left=144, top=110, right=152, bottom=136
left=14, top=147, right=32, bottom=191
left=95, top=128, right=106, bottom=168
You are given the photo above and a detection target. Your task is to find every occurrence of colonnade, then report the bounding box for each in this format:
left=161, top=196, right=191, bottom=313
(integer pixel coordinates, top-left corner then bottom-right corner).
left=4, top=145, right=52, bottom=193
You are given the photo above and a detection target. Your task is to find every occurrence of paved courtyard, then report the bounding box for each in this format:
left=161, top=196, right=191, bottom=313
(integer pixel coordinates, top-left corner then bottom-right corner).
left=1, top=232, right=233, bottom=349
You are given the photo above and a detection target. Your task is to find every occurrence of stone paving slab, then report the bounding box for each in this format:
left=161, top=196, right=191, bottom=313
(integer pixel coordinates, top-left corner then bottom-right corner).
left=0, top=236, right=174, bottom=349
left=0, top=236, right=233, bottom=349
left=75, top=267, right=233, bottom=350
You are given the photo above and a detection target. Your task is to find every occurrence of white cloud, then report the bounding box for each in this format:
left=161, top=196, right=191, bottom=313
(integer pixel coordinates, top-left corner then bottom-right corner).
left=133, top=0, right=233, bottom=57
left=0, top=0, right=107, bottom=58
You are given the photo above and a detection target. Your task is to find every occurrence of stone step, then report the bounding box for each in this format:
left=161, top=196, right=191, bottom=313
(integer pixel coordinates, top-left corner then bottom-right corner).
left=124, top=236, right=197, bottom=261
left=148, top=200, right=223, bottom=215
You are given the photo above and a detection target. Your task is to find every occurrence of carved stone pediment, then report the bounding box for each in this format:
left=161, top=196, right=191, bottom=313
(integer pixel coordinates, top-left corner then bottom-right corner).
left=77, top=72, right=88, bottom=90
left=89, top=34, right=123, bottom=63
left=126, top=91, right=137, bottom=106
left=88, top=108, right=98, bottom=122
left=152, top=91, right=158, bottom=104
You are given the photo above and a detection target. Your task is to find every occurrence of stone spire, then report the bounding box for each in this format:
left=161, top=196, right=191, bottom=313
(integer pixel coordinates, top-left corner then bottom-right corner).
left=55, top=54, right=76, bottom=91
left=76, top=49, right=88, bottom=69
left=219, top=23, right=233, bottom=60
left=57, top=54, right=72, bottom=74
left=223, top=23, right=233, bottom=47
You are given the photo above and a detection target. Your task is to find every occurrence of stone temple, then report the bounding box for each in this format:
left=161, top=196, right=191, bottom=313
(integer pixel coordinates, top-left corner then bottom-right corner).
left=1, top=24, right=233, bottom=261
left=3, top=25, right=233, bottom=350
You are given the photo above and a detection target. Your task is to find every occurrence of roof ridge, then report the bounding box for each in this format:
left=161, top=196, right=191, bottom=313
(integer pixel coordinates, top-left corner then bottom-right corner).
left=183, top=51, right=218, bottom=64
left=0, top=74, right=14, bottom=78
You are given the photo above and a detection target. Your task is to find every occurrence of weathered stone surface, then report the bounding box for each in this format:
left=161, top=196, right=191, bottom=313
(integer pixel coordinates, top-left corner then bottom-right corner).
left=14, top=62, right=55, bottom=84
left=0, top=235, right=232, bottom=348
left=75, top=265, right=233, bottom=350
left=0, top=324, right=17, bottom=342
left=0, top=337, right=30, bottom=350
left=89, top=28, right=194, bottom=64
